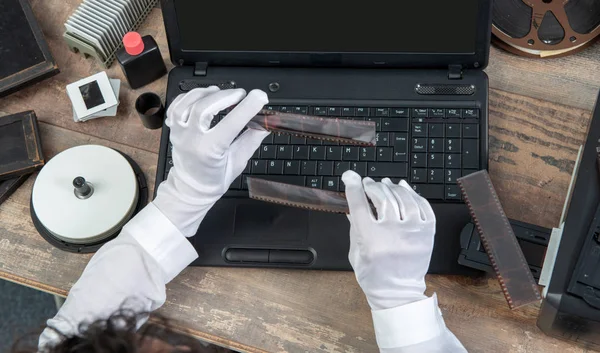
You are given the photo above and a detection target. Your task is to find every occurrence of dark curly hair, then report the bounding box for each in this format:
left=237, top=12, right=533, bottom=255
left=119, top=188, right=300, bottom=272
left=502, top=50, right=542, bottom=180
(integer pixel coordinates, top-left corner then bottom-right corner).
left=11, top=309, right=234, bottom=353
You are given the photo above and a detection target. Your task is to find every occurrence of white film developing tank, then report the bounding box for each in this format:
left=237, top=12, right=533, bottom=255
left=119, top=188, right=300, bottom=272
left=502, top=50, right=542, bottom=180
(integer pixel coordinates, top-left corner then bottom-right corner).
left=31, top=145, right=141, bottom=247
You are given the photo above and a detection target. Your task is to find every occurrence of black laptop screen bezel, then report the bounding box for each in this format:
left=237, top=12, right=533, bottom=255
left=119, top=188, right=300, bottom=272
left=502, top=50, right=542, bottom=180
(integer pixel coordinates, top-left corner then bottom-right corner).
left=161, top=0, right=492, bottom=70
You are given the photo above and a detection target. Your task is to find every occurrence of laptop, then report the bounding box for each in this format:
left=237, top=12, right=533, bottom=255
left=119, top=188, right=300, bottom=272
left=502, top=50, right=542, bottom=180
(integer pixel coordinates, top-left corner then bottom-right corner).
left=157, top=0, right=492, bottom=275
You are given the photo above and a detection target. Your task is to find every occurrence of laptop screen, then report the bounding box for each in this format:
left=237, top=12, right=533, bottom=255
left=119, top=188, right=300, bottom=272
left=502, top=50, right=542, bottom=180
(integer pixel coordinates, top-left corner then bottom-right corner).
left=175, top=1, right=479, bottom=54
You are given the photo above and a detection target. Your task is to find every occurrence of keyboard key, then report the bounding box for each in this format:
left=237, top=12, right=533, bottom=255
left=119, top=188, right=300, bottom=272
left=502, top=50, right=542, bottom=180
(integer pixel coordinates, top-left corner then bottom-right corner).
left=392, top=132, right=408, bottom=150
left=413, top=108, right=428, bottom=118
left=318, top=161, right=334, bottom=176
left=366, top=117, right=382, bottom=131
left=355, top=107, right=369, bottom=116
left=294, top=146, right=310, bottom=159
left=313, top=107, right=328, bottom=116
left=267, top=160, right=284, bottom=174
left=264, top=105, right=276, bottom=111
left=412, top=138, right=427, bottom=152
left=462, top=124, right=479, bottom=138
left=310, top=146, right=326, bottom=160
left=411, top=169, right=427, bottom=183
left=284, top=161, right=301, bottom=175
left=302, top=161, right=317, bottom=175
left=307, top=176, right=323, bottom=188
left=166, top=158, right=174, bottom=173
left=412, top=123, right=427, bottom=137
left=429, top=153, right=444, bottom=168
left=360, top=147, right=376, bottom=161
left=328, top=107, right=341, bottom=116
left=252, top=160, right=267, bottom=174
left=429, top=169, right=444, bottom=183
left=429, top=123, right=444, bottom=138
left=254, top=175, right=306, bottom=187
left=306, top=138, right=323, bottom=145
left=394, top=149, right=408, bottom=162
left=430, top=108, right=445, bottom=118
left=391, top=108, right=409, bottom=117
left=429, top=138, right=443, bottom=153
left=367, top=163, right=408, bottom=177
left=273, top=132, right=290, bottom=144
left=411, top=184, right=444, bottom=200
left=326, top=146, right=343, bottom=160
left=252, top=148, right=260, bottom=159
left=293, top=106, right=308, bottom=114
left=376, top=132, right=390, bottom=147
left=167, top=143, right=173, bottom=157
left=445, top=185, right=462, bottom=200
left=278, top=145, right=293, bottom=159
left=462, top=140, right=479, bottom=169
left=323, top=139, right=339, bottom=146
left=445, top=154, right=461, bottom=168
left=463, top=109, right=479, bottom=118
left=382, top=118, right=409, bottom=132
left=446, top=109, right=462, bottom=118
left=445, top=124, right=461, bottom=138
left=279, top=106, right=292, bottom=113
left=377, top=147, right=393, bottom=162
left=412, top=153, right=427, bottom=168
left=262, top=134, right=274, bottom=144
left=290, top=135, right=307, bottom=144
left=445, top=138, right=461, bottom=153
left=323, top=177, right=340, bottom=191
left=350, top=162, right=368, bottom=176
left=341, top=107, right=355, bottom=116
left=243, top=161, right=252, bottom=174
left=446, top=169, right=461, bottom=184
left=375, top=108, right=389, bottom=117
left=335, top=162, right=351, bottom=176
left=260, top=145, right=277, bottom=159
left=343, top=146, right=360, bottom=161
left=230, top=175, right=242, bottom=189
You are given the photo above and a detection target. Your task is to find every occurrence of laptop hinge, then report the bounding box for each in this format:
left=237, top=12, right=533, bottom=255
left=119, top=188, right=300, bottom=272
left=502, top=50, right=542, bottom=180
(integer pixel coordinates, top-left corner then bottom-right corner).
left=194, top=62, right=208, bottom=76
left=448, top=65, right=463, bottom=80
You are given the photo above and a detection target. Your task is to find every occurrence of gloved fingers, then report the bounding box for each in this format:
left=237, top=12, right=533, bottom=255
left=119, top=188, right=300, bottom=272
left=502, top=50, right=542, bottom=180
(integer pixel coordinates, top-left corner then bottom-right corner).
left=185, top=89, right=247, bottom=133
left=165, top=87, right=221, bottom=127
left=215, top=89, right=269, bottom=147
left=342, top=171, right=374, bottom=223
left=363, top=178, right=400, bottom=221
left=227, top=128, right=271, bottom=175
left=399, top=180, right=436, bottom=222
left=381, top=178, right=420, bottom=221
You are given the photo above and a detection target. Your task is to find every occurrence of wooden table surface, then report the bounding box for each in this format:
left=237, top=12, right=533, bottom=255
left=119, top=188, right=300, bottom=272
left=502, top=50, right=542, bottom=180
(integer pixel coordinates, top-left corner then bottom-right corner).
left=1, top=1, right=600, bottom=352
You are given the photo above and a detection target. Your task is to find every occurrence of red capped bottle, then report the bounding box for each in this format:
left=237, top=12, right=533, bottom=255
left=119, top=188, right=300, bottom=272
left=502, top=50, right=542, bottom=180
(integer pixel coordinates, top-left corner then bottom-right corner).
left=116, top=32, right=167, bottom=89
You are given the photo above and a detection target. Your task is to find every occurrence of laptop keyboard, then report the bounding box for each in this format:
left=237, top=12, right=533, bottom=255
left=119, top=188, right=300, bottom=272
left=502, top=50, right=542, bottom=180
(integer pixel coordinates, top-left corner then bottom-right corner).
left=164, top=105, right=481, bottom=202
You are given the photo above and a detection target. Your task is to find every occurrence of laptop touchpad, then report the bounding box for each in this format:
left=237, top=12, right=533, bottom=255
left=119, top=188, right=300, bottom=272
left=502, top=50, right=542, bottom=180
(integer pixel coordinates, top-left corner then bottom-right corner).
left=233, top=204, right=308, bottom=243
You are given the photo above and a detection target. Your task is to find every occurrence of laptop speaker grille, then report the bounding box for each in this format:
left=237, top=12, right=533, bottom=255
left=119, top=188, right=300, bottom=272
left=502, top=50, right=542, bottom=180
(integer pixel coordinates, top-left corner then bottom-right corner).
left=179, top=80, right=237, bottom=92
left=415, top=84, right=476, bottom=96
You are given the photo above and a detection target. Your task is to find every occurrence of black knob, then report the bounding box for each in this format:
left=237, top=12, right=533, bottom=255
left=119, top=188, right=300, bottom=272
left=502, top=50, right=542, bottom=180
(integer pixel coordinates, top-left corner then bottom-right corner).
left=73, top=176, right=93, bottom=199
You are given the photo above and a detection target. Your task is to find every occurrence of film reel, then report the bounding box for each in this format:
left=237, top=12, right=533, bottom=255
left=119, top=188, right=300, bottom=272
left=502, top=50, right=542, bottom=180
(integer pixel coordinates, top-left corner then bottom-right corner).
left=492, top=0, right=600, bottom=58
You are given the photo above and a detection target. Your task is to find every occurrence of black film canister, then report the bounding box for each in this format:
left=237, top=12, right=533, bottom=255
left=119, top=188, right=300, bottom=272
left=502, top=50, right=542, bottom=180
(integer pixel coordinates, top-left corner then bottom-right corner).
left=135, top=92, right=165, bottom=129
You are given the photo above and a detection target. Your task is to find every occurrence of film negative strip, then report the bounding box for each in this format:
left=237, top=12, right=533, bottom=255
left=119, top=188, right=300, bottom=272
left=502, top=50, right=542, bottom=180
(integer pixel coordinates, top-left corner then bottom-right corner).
left=457, top=170, right=541, bottom=309
left=249, top=110, right=376, bottom=146
left=493, top=0, right=600, bottom=58
left=247, top=177, right=351, bottom=214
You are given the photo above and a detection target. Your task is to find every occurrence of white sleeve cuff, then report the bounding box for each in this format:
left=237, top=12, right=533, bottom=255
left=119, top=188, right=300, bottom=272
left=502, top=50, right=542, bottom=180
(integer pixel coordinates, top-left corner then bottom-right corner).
left=372, top=294, right=446, bottom=349
left=123, top=202, right=198, bottom=282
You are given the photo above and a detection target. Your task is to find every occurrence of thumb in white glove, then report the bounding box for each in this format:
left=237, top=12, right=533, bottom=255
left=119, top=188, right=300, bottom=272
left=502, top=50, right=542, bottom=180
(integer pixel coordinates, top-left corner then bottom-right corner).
left=153, top=87, right=270, bottom=236
left=342, top=171, right=436, bottom=310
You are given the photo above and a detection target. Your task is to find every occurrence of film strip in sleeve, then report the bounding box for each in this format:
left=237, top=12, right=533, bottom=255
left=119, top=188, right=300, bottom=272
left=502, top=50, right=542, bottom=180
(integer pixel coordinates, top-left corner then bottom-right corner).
left=457, top=170, right=541, bottom=309
left=493, top=0, right=600, bottom=58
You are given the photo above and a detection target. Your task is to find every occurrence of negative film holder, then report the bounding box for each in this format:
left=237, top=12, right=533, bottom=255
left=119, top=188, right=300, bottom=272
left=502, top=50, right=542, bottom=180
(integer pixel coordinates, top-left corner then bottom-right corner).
left=30, top=150, right=148, bottom=253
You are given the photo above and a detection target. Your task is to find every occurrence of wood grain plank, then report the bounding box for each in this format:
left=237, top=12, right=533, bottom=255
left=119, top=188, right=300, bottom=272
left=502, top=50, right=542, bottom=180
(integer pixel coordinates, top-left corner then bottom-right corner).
left=487, top=42, right=600, bottom=111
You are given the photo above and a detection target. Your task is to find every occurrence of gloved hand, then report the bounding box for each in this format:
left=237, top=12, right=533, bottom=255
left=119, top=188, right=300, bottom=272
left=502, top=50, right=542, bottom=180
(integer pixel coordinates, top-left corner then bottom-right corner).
left=153, top=87, right=270, bottom=236
left=342, top=171, right=436, bottom=310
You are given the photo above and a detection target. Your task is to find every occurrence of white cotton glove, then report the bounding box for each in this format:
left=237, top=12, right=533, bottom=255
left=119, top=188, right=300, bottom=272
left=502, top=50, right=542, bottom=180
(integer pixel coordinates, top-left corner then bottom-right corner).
left=342, top=171, right=436, bottom=311
left=153, top=87, right=270, bottom=237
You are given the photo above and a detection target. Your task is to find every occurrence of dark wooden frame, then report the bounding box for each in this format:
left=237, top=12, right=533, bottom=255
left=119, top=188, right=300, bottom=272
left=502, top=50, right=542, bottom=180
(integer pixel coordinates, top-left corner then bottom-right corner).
left=0, top=111, right=45, bottom=181
left=0, top=0, right=59, bottom=98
